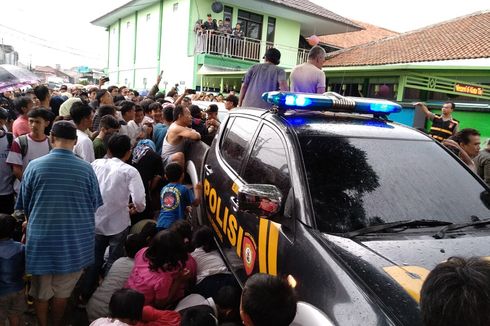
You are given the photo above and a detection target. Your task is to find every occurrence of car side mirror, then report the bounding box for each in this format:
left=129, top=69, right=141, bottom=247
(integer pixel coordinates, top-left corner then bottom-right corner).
left=481, top=190, right=490, bottom=210
left=238, top=184, right=283, bottom=218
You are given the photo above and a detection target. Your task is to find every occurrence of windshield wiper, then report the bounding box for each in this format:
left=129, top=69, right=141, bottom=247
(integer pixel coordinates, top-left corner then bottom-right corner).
left=433, top=217, right=490, bottom=239
left=344, top=219, right=453, bottom=238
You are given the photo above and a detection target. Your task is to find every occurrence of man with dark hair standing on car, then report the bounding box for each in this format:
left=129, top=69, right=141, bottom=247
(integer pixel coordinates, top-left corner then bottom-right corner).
left=415, top=101, right=459, bottom=141
left=239, top=48, right=288, bottom=109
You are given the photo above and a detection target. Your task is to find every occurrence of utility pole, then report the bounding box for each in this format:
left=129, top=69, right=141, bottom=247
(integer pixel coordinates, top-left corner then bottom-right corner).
left=1, top=37, right=5, bottom=64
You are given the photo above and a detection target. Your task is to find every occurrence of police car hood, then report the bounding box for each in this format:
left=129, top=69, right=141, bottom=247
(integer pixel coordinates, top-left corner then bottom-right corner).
left=320, top=233, right=490, bottom=315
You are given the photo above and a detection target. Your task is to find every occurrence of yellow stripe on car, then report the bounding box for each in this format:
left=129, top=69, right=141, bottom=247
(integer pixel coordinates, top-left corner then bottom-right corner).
left=268, top=221, right=280, bottom=276
left=258, top=218, right=269, bottom=273
left=383, top=266, right=430, bottom=303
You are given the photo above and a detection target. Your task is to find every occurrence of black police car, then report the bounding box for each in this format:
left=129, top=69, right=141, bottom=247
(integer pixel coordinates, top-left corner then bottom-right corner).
left=186, top=92, right=490, bottom=325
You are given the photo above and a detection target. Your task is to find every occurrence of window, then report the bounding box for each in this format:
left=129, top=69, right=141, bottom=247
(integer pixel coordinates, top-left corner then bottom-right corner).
left=221, top=118, right=259, bottom=172
left=126, top=21, right=130, bottom=28
left=173, top=3, right=179, bottom=12
left=243, top=125, right=290, bottom=197
left=266, top=17, right=276, bottom=44
left=146, top=13, right=151, bottom=21
left=298, top=136, right=490, bottom=233
left=237, top=10, right=263, bottom=40
left=224, top=6, right=233, bottom=22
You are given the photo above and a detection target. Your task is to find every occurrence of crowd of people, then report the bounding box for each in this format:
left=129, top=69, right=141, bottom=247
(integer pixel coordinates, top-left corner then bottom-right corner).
left=0, top=43, right=489, bottom=326
left=0, top=75, right=245, bottom=325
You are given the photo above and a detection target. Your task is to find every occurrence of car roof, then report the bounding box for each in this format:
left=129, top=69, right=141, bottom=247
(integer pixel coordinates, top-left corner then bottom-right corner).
left=283, top=111, right=430, bottom=141
left=230, top=108, right=430, bottom=141
left=192, top=100, right=226, bottom=111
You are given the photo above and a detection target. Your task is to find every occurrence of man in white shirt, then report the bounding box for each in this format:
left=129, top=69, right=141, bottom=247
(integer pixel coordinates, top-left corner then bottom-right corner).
left=119, top=101, right=144, bottom=147
left=81, top=134, right=145, bottom=301
left=71, top=102, right=95, bottom=162
left=126, top=105, right=146, bottom=144
left=290, top=46, right=326, bottom=94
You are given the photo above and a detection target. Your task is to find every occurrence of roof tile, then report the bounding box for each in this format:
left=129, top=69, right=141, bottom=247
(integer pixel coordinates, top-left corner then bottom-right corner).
left=319, top=20, right=398, bottom=49
left=267, top=0, right=358, bottom=26
left=324, top=11, right=490, bottom=67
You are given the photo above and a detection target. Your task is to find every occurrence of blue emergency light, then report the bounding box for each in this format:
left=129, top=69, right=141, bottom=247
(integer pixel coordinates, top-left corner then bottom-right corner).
left=262, top=92, right=402, bottom=115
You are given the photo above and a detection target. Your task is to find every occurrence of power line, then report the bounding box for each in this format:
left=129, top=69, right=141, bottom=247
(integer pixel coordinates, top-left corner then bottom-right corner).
left=0, top=23, right=102, bottom=59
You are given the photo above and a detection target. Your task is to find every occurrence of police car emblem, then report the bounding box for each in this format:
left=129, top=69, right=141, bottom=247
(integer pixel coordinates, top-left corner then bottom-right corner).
left=242, top=235, right=256, bottom=275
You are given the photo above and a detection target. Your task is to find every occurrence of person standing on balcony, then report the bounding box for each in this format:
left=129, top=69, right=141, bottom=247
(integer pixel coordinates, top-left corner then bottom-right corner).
left=194, top=19, right=204, bottom=53
left=239, top=48, right=288, bottom=109
left=203, top=14, right=217, bottom=32
left=232, top=23, right=243, bottom=38
left=231, top=23, right=243, bottom=57
left=219, top=18, right=233, bottom=55
left=220, top=18, right=232, bottom=34
left=290, top=46, right=327, bottom=94
left=202, top=14, right=218, bottom=54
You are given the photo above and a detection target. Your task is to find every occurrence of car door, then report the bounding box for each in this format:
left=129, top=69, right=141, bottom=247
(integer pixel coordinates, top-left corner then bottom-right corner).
left=232, top=121, right=295, bottom=283
left=202, top=115, right=260, bottom=280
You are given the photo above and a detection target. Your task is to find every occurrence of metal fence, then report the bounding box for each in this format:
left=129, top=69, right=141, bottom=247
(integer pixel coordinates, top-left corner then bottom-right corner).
left=196, top=31, right=309, bottom=66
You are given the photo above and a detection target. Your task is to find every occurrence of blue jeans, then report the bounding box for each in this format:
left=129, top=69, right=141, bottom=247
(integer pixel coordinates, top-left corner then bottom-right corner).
left=80, top=227, right=129, bottom=300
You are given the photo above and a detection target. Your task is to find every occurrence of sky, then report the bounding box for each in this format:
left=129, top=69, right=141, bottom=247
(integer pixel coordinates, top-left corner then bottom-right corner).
left=0, top=0, right=488, bottom=69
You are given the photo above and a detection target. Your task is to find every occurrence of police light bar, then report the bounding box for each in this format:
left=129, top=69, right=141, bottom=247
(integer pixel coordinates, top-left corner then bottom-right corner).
left=262, top=92, right=402, bottom=114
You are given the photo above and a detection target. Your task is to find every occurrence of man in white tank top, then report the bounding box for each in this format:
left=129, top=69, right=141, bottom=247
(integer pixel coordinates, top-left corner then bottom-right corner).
left=161, top=105, right=201, bottom=167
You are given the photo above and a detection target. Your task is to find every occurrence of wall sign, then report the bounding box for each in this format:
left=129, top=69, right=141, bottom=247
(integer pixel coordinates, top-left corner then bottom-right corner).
left=454, top=83, right=483, bottom=96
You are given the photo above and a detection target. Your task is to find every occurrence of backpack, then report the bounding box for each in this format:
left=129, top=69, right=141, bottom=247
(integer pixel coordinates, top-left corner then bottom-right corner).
left=18, top=134, right=52, bottom=159
left=6, top=132, right=13, bottom=149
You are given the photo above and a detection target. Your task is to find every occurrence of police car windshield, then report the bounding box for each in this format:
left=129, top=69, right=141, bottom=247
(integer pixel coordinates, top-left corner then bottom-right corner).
left=298, top=136, right=490, bottom=234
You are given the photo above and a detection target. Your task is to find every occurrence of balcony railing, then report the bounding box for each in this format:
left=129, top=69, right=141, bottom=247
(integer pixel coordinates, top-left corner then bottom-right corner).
left=195, top=31, right=309, bottom=67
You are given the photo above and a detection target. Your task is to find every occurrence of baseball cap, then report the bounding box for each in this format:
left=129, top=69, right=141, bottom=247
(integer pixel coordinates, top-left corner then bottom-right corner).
left=50, top=121, right=77, bottom=140
left=206, top=104, right=219, bottom=113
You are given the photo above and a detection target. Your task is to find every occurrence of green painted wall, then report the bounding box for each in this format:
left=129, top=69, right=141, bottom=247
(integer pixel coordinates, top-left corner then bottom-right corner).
left=161, top=0, right=195, bottom=88
left=196, top=54, right=254, bottom=70
left=134, top=3, right=160, bottom=89
left=107, top=22, right=120, bottom=82
left=273, top=17, right=300, bottom=67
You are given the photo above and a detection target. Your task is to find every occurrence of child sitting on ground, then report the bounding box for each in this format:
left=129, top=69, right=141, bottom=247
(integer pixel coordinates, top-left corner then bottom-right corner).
left=90, top=288, right=145, bottom=326
left=0, top=214, right=26, bottom=326
left=87, top=234, right=145, bottom=322
left=125, top=230, right=197, bottom=309
left=157, top=163, right=201, bottom=231
left=191, top=226, right=234, bottom=298
left=90, top=288, right=181, bottom=326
